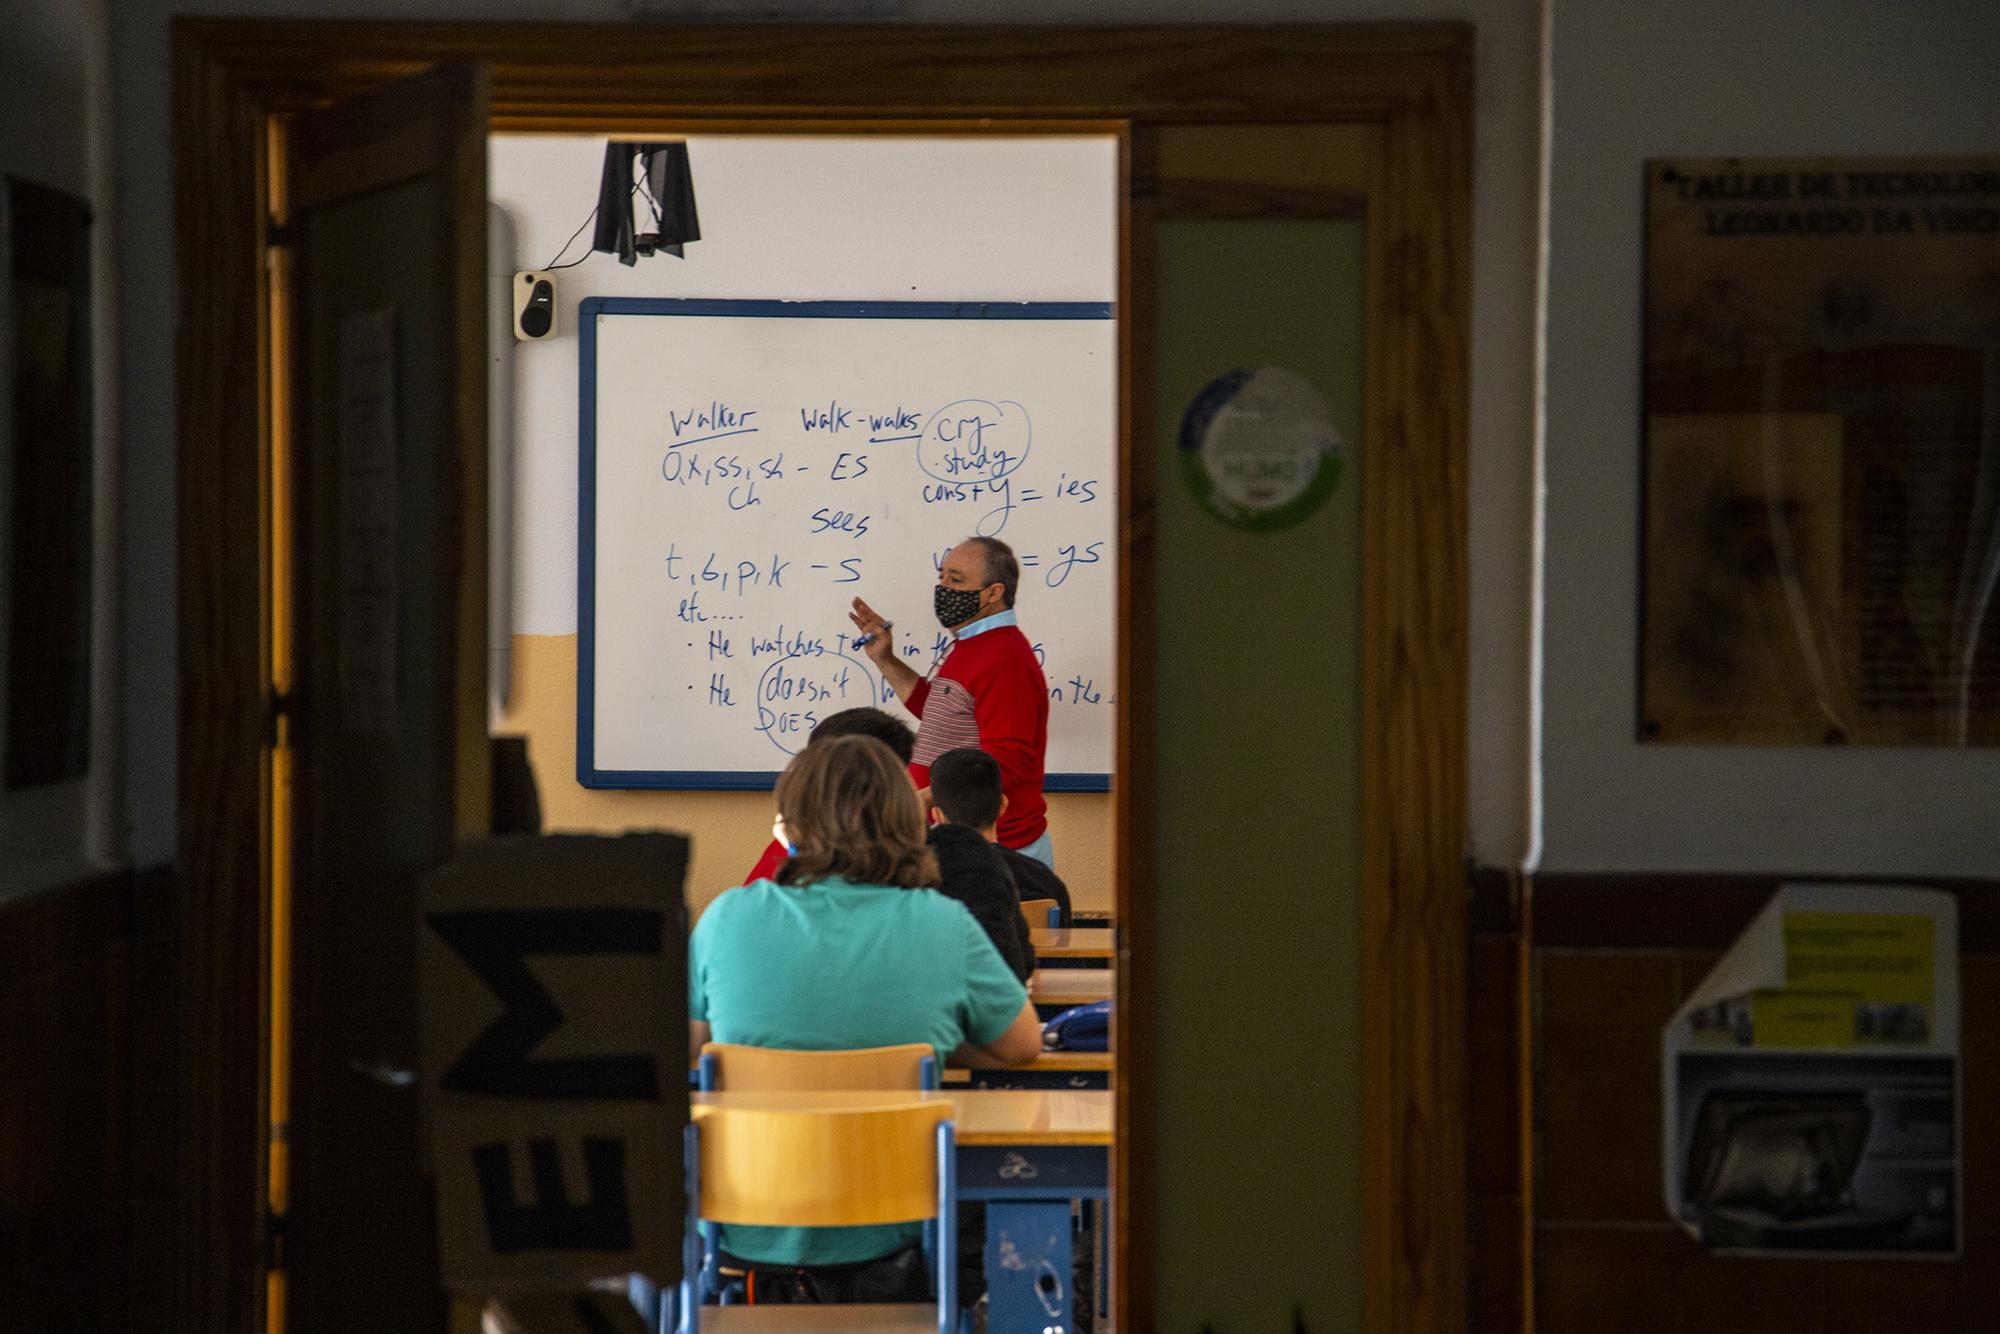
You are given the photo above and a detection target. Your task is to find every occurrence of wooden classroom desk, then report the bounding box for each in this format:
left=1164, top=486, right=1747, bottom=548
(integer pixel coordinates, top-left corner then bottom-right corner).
left=1028, top=965, right=1113, bottom=1005
left=690, top=1088, right=1110, bottom=1330
left=1028, top=926, right=1115, bottom=960
left=945, top=1048, right=1113, bottom=1090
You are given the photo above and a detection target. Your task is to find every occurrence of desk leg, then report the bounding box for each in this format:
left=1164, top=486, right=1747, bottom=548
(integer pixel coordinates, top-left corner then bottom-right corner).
left=986, top=1200, right=1074, bottom=1333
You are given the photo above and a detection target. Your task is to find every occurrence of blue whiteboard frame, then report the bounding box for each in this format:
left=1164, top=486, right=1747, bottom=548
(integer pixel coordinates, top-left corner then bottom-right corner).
left=577, top=297, right=1115, bottom=791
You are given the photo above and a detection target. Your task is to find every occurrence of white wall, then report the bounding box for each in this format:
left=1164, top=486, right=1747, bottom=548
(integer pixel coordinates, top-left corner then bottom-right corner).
left=0, top=0, right=119, bottom=899
left=108, top=0, right=1541, bottom=870
left=1541, top=0, right=2000, bottom=874
left=0, top=2, right=91, bottom=194
left=494, top=134, right=1120, bottom=634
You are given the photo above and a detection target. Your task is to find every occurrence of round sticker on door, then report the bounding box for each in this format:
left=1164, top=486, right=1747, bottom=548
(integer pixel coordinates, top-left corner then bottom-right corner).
left=1178, top=366, right=1344, bottom=531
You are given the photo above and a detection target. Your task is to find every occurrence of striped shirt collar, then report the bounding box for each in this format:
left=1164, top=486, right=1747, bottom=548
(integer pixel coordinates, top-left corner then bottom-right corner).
left=953, top=608, right=1017, bottom=641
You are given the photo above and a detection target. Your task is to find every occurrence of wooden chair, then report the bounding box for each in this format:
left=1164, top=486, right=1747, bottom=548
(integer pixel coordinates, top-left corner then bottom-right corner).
left=681, top=1045, right=941, bottom=1323
left=1017, top=898, right=1060, bottom=931
left=696, top=1043, right=938, bottom=1093
left=680, top=1100, right=957, bottom=1333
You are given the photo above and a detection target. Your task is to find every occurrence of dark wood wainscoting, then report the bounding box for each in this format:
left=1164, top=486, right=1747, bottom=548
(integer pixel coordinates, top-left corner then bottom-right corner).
left=1467, top=865, right=1528, bottom=1334
left=0, top=865, right=178, bottom=1333
left=1474, top=869, right=2000, bottom=1334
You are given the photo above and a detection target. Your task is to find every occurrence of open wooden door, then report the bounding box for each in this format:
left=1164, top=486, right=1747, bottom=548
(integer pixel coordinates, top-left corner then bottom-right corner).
left=277, top=60, right=490, bottom=1333
left=178, top=24, right=1468, bottom=1334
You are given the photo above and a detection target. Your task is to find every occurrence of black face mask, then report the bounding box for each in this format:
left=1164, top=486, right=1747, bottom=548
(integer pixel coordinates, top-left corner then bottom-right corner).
left=934, top=583, right=985, bottom=628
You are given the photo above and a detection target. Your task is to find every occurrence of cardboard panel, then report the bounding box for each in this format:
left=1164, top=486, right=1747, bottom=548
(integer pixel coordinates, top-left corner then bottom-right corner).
left=422, top=834, right=688, bottom=1293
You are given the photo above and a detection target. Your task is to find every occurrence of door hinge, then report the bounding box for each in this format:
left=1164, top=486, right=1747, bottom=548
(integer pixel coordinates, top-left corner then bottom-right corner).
left=265, top=689, right=294, bottom=749
left=266, top=217, right=297, bottom=249
left=264, top=1208, right=290, bottom=1272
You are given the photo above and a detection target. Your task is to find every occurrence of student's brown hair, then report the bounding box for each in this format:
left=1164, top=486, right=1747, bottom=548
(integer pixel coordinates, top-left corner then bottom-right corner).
left=773, top=734, right=939, bottom=889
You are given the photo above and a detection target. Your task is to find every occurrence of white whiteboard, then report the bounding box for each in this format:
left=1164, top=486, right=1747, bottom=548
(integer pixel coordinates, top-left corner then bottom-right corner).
left=578, top=299, right=1116, bottom=789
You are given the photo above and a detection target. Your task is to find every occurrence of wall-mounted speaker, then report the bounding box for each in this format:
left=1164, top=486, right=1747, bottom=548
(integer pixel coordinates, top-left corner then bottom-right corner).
left=513, top=270, right=557, bottom=341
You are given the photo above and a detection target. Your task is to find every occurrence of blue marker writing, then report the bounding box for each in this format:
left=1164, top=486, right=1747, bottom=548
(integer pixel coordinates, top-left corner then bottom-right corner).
left=853, top=620, right=892, bottom=650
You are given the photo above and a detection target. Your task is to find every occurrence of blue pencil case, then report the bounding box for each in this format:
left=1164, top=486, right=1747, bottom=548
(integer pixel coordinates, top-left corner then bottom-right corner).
left=1041, top=999, right=1111, bottom=1052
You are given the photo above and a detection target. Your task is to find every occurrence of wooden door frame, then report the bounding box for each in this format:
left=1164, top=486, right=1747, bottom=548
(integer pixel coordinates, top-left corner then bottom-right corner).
left=175, top=20, right=1470, bottom=1334
left=280, top=59, right=492, bottom=1332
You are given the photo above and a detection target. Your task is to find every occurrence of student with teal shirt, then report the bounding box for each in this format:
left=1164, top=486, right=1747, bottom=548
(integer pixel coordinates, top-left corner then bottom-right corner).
left=688, top=734, right=1042, bottom=1302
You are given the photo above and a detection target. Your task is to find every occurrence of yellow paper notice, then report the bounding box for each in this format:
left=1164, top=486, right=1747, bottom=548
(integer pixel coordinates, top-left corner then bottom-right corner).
left=1749, top=989, right=1867, bottom=1048
left=1784, top=912, right=1934, bottom=1004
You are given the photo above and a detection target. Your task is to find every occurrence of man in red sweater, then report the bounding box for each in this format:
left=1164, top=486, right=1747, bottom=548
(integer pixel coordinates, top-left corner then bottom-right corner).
left=848, top=535, right=1054, bottom=867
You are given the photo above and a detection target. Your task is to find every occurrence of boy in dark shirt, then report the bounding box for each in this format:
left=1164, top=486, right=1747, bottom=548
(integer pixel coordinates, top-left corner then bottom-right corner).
left=927, top=747, right=1073, bottom=928
left=926, top=822, right=1036, bottom=981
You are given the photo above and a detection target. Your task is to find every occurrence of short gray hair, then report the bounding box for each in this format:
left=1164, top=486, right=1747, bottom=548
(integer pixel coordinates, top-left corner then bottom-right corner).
left=963, top=535, right=1020, bottom=607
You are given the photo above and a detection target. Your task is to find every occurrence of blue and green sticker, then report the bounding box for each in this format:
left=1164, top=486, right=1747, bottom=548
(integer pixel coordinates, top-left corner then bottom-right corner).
left=1178, top=366, right=1344, bottom=532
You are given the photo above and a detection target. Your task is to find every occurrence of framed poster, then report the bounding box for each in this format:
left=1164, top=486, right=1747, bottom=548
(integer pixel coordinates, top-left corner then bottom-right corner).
left=1641, top=156, right=2000, bottom=745
left=2, top=177, right=93, bottom=788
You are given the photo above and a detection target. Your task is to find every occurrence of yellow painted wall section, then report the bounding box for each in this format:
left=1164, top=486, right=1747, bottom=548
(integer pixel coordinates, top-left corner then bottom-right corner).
left=499, top=633, right=1112, bottom=918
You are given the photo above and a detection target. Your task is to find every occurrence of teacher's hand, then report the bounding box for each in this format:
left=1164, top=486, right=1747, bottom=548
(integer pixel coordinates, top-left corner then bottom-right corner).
left=848, top=596, right=896, bottom=667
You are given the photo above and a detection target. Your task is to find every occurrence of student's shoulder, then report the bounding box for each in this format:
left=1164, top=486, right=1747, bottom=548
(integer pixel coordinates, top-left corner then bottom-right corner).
left=892, top=881, right=984, bottom=932
left=891, top=879, right=962, bottom=911
left=927, top=822, right=999, bottom=861
left=1000, top=845, right=1063, bottom=887
left=697, top=878, right=783, bottom=924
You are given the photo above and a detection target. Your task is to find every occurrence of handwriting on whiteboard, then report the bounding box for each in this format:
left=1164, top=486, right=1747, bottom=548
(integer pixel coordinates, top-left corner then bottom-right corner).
left=582, top=303, right=1117, bottom=784
left=648, top=395, right=1110, bottom=757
